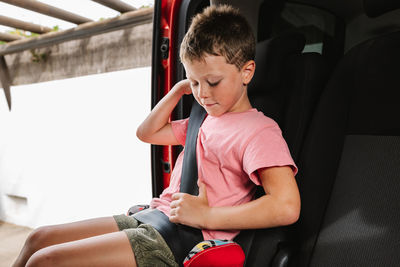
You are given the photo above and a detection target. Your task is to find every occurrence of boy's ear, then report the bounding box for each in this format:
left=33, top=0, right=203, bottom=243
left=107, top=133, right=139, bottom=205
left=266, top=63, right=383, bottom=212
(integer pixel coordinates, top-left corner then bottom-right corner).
left=241, top=60, right=256, bottom=86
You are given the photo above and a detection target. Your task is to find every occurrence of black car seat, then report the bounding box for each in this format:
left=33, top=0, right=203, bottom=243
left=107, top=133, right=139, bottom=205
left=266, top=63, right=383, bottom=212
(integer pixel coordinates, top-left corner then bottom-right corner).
left=291, top=0, right=400, bottom=266
left=236, top=32, right=330, bottom=266
left=248, top=32, right=329, bottom=162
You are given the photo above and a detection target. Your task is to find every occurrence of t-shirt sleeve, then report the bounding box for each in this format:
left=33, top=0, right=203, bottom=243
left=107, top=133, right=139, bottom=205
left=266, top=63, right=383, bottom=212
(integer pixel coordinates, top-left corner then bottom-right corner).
left=171, top=118, right=189, bottom=146
left=243, top=124, right=298, bottom=185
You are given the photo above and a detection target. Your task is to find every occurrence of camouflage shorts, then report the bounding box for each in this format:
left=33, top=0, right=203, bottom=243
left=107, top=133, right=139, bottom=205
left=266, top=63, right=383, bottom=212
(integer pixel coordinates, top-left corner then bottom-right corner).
left=113, top=214, right=179, bottom=267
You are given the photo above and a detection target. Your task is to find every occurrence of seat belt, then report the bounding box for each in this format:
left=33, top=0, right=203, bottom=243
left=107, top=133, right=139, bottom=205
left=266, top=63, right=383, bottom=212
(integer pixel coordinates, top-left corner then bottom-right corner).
left=133, top=100, right=206, bottom=265
left=180, top=100, right=207, bottom=195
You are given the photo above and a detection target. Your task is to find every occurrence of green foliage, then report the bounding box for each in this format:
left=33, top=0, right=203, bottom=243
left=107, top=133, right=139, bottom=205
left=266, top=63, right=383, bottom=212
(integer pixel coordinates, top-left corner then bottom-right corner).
left=5, top=25, right=59, bottom=39
left=0, top=25, right=60, bottom=45
left=7, top=29, right=34, bottom=38
left=30, top=49, right=50, bottom=63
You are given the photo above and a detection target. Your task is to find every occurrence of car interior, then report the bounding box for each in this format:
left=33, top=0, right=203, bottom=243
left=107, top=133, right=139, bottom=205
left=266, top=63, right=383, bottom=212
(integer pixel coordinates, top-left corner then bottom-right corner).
left=151, top=0, right=400, bottom=266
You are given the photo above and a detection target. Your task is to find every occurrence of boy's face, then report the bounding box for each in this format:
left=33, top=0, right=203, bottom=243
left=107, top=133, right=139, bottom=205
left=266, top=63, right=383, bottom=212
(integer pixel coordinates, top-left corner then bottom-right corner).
left=183, top=55, right=255, bottom=117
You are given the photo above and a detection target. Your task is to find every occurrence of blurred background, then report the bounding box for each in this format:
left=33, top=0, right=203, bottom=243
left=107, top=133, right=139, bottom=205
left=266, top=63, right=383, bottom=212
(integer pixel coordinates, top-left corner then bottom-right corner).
left=0, top=1, right=154, bottom=265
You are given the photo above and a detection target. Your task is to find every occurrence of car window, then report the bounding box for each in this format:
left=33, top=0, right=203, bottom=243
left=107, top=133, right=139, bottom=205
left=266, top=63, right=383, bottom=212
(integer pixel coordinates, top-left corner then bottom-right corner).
left=259, top=2, right=339, bottom=56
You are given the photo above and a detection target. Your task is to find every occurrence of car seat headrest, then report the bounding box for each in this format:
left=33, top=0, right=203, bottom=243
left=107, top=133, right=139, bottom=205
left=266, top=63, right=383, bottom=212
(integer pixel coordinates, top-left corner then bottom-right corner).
left=364, top=0, right=400, bottom=18
left=249, top=32, right=305, bottom=94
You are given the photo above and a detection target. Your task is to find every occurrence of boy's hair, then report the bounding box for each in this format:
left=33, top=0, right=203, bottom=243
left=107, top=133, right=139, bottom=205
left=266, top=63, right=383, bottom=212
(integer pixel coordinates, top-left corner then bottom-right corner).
left=180, top=5, right=255, bottom=70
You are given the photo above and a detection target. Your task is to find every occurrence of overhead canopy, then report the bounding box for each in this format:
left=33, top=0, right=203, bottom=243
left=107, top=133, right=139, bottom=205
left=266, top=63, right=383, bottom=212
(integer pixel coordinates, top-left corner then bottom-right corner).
left=0, top=0, right=153, bottom=110
left=0, top=0, right=152, bottom=52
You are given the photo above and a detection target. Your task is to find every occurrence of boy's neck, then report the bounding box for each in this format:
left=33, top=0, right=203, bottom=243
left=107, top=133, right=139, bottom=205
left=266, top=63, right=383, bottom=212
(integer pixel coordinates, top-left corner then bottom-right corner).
left=227, top=90, right=253, bottom=113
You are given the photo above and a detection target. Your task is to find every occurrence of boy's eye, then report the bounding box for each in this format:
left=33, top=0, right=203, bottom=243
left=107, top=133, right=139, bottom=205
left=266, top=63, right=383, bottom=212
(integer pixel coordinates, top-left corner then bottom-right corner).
left=190, top=82, right=198, bottom=88
left=208, top=81, right=220, bottom=87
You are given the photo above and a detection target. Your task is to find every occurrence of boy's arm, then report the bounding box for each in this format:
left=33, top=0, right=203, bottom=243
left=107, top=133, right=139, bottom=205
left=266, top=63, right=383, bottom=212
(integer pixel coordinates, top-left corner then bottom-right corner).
left=169, top=166, right=300, bottom=230
left=136, top=79, right=192, bottom=145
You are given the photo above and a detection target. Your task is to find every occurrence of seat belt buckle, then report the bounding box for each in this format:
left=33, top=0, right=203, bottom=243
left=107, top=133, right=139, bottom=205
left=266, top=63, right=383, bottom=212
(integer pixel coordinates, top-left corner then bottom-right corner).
left=127, top=204, right=150, bottom=216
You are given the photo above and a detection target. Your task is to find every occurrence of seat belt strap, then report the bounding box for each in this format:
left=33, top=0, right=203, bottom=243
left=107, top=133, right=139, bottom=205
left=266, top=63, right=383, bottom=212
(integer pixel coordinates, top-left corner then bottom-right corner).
left=180, top=100, right=207, bottom=194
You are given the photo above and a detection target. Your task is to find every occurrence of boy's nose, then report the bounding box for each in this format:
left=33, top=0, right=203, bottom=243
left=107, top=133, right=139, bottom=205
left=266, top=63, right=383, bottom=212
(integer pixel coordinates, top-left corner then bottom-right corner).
left=197, top=84, right=210, bottom=99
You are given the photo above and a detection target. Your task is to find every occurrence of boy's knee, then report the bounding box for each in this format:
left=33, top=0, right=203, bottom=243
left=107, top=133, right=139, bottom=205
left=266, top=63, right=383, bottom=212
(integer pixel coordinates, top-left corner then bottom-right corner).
left=25, top=246, right=61, bottom=267
left=25, top=226, right=53, bottom=252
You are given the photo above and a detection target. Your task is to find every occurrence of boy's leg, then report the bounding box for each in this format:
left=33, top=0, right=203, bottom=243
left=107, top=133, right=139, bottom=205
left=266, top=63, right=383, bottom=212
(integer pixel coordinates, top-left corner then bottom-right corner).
left=26, top=231, right=136, bottom=267
left=13, top=216, right=120, bottom=267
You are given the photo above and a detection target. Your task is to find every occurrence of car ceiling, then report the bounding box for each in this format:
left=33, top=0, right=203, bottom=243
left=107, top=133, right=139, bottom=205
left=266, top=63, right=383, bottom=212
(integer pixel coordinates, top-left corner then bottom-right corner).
left=214, top=0, right=364, bottom=22
left=288, top=0, right=364, bottom=20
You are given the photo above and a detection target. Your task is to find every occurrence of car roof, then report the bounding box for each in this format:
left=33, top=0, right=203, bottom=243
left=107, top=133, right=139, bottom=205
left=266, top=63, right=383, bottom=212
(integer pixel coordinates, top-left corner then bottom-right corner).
left=292, top=0, right=363, bottom=20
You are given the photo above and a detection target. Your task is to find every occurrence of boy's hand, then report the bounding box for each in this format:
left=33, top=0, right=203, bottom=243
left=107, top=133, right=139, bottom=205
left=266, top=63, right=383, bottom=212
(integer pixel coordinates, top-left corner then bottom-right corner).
left=169, top=182, right=210, bottom=229
left=173, top=79, right=192, bottom=96
left=136, top=78, right=193, bottom=146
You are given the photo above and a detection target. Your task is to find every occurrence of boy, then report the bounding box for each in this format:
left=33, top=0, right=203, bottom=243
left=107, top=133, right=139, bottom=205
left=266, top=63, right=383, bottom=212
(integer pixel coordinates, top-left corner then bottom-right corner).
left=13, top=5, right=300, bottom=267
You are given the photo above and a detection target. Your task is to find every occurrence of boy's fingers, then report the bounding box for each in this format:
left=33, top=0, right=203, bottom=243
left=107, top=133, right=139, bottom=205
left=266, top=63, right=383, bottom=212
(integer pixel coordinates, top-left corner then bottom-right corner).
left=170, top=193, right=188, bottom=209
left=171, top=192, right=183, bottom=200
left=169, top=213, right=178, bottom=223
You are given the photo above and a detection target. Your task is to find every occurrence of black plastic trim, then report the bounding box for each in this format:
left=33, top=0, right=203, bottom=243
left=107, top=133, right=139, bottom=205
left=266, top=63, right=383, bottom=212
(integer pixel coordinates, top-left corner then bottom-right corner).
left=150, top=0, right=164, bottom=198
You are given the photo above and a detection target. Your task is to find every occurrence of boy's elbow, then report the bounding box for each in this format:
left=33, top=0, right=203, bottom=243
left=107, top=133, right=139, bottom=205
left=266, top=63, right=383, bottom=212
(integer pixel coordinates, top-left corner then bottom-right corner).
left=136, top=125, right=148, bottom=142
left=280, top=199, right=301, bottom=226
left=285, top=203, right=301, bottom=225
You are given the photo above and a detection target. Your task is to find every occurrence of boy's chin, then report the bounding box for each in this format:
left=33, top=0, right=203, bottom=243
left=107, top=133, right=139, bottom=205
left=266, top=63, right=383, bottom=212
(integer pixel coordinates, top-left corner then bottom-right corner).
left=204, top=108, right=225, bottom=117
left=197, top=102, right=227, bottom=117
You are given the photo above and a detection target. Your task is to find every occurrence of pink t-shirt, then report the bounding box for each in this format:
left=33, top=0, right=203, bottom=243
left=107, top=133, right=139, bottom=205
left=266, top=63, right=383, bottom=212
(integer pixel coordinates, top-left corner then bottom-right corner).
left=151, top=108, right=297, bottom=240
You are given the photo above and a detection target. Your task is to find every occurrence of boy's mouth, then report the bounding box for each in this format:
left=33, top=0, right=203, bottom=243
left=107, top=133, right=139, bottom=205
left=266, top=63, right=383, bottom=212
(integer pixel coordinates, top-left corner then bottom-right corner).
left=204, top=103, right=216, bottom=107
left=202, top=101, right=217, bottom=107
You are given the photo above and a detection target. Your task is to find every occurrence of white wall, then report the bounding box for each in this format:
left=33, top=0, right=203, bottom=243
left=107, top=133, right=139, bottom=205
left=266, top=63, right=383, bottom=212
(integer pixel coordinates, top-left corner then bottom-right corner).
left=0, top=67, right=152, bottom=228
